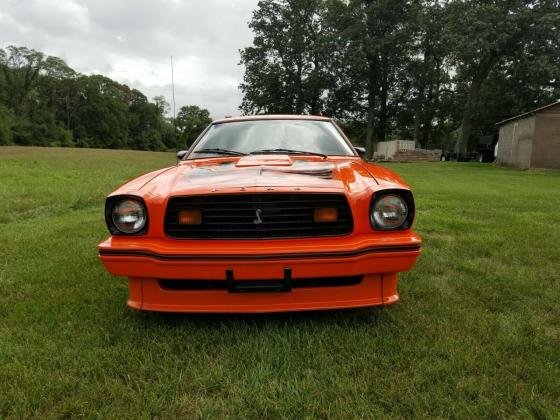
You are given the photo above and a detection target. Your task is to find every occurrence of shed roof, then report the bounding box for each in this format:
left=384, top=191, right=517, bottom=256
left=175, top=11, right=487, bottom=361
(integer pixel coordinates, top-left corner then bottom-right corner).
left=496, top=101, right=560, bottom=126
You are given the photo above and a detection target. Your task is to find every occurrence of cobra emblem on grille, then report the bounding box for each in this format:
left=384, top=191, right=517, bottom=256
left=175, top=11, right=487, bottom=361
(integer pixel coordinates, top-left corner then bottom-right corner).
left=253, top=208, right=263, bottom=224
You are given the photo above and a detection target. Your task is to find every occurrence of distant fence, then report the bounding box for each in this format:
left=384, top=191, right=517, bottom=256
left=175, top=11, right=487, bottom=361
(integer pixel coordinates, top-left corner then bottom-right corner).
left=374, top=140, right=441, bottom=162
left=376, top=140, right=415, bottom=159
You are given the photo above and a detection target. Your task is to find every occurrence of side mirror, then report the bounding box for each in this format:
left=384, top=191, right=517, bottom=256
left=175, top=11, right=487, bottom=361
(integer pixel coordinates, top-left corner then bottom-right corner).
left=176, top=150, right=188, bottom=160
left=354, top=146, right=366, bottom=158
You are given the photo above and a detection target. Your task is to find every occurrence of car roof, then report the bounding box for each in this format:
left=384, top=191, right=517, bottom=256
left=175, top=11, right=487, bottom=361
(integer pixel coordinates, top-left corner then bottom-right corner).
left=212, top=114, right=333, bottom=124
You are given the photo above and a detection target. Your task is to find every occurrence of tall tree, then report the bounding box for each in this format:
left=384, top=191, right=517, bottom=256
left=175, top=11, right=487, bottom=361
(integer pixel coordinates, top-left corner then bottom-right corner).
left=0, top=45, right=205, bottom=151
left=71, top=75, right=129, bottom=148
left=175, top=105, right=212, bottom=147
left=333, top=0, right=416, bottom=158
left=153, top=95, right=170, bottom=116
left=0, top=46, right=46, bottom=115
left=407, top=1, right=451, bottom=148
left=240, top=0, right=560, bottom=158
left=447, top=0, right=560, bottom=157
left=239, top=0, right=333, bottom=115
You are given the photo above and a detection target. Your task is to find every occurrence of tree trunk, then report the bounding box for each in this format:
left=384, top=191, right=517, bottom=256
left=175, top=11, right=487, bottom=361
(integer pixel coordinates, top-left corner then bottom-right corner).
left=309, top=58, right=322, bottom=115
left=456, top=52, right=498, bottom=157
left=294, top=59, right=304, bottom=114
left=364, top=0, right=379, bottom=160
left=376, top=55, right=388, bottom=141
left=365, top=57, right=378, bottom=160
left=366, top=104, right=376, bottom=160
left=424, top=57, right=442, bottom=149
left=66, top=94, right=70, bottom=129
left=413, top=80, right=425, bottom=146
left=309, top=96, right=320, bottom=115
left=377, top=87, right=387, bottom=141
left=420, top=114, right=431, bottom=148
left=413, top=110, right=422, bottom=147
left=457, top=112, right=473, bottom=157
left=456, top=76, right=483, bottom=157
left=420, top=76, right=438, bottom=148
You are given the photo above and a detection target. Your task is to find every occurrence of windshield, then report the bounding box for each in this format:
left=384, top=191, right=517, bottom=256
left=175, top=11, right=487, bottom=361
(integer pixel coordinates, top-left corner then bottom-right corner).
left=186, top=119, right=355, bottom=159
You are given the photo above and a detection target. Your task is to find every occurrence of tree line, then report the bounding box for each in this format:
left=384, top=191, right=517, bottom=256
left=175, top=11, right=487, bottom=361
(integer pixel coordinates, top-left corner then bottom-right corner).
left=0, top=46, right=211, bottom=151
left=239, top=0, right=560, bottom=158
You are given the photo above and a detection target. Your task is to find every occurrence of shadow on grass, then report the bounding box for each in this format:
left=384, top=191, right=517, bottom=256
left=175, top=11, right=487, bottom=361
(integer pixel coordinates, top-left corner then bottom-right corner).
left=126, top=304, right=398, bottom=330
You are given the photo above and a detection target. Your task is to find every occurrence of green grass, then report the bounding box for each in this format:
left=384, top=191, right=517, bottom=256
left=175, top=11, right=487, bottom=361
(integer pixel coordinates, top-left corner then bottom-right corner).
left=1, top=146, right=559, bottom=418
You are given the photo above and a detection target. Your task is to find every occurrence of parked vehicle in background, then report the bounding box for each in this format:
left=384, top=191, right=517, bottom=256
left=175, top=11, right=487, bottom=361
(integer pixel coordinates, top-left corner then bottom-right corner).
left=441, top=134, right=498, bottom=162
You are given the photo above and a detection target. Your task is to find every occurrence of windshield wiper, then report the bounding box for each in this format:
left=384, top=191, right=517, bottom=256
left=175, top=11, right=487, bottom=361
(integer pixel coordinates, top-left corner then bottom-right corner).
left=193, top=148, right=246, bottom=156
left=250, top=148, right=327, bottom=159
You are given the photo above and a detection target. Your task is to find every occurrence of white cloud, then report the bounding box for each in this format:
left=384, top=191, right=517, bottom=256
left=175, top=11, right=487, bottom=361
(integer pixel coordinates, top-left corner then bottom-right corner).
left=8, top=0, right=90, bottom=36
left=0, top=0, right=258, bottom=118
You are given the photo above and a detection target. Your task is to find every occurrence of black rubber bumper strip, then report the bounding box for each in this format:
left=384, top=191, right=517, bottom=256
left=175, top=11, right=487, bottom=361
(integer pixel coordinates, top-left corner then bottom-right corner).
left=99, top=243, right=421, bottom=261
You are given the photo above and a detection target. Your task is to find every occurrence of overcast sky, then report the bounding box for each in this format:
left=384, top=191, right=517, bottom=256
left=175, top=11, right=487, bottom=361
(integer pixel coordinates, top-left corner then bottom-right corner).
left=0, top=0, right=259, bottom=118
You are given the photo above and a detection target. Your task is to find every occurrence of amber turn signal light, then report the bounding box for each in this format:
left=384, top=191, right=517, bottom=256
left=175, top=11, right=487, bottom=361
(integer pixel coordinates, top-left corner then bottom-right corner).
left=178, top=209, right=202, bottom=225
left=314, top=207, right=338, bottom=223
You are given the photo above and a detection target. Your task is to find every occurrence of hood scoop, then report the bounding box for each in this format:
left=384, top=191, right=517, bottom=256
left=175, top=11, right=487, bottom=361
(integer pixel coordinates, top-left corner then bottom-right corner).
left=184, top=158, right=335, bottom=185
left=235, top=154, right=293, bottom=167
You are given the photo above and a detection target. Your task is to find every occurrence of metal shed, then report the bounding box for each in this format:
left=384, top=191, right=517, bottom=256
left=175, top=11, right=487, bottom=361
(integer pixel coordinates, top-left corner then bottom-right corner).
left=496, top=101, right=560, bottom=169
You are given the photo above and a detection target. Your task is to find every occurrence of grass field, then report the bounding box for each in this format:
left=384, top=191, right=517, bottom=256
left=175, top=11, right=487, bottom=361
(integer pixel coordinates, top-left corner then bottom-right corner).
left=1, top=146, right=559, bottom=418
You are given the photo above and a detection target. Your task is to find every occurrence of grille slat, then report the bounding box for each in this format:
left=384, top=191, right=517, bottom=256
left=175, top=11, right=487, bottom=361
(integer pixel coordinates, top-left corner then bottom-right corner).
left=167, top=220, right=352, bottom=228
left=165, top=193, right=353, bottom=239
left=203, top=213, right=313, bottom=219
left=203, top=210, right=315, bottom=215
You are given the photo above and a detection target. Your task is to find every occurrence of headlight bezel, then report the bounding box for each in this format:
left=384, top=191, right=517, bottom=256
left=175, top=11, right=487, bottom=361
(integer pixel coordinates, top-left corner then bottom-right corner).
left=369, top=189, right=415, bottom=231
left=105, top=195, right=149, bottom=236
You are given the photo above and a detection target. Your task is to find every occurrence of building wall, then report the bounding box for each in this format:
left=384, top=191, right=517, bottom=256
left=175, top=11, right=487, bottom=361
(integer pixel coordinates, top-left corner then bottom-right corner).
left=532, top=110, right=560, bottom=169
left=497, top=116, right=535, bottom=168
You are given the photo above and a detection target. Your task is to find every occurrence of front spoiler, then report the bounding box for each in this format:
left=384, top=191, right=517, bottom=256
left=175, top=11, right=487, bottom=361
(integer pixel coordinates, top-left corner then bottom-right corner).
left=98, top=234, right=421, bottom=313
left=127, top=274, right=401, bottom=313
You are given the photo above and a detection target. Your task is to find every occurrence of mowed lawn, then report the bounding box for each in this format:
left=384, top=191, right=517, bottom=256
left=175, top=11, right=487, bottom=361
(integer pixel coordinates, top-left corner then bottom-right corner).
left=0, top=146, right=559, bottom=418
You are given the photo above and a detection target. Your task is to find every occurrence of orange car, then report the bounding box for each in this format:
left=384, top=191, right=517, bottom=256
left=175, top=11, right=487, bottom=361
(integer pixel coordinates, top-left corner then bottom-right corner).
left=98, top=115, right=421, bottom=313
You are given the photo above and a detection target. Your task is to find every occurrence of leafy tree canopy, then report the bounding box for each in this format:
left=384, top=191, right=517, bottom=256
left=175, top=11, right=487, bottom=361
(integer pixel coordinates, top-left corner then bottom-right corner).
left=175, top=105, right=212, bottom=148
left=240, top=0, right=560, bottom=157
left=0, top=45, right=212, bottom=151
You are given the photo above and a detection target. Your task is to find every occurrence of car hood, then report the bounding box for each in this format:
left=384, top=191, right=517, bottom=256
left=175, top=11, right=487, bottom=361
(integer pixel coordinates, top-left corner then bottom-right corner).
left=137, top=155, right=383, bottom=197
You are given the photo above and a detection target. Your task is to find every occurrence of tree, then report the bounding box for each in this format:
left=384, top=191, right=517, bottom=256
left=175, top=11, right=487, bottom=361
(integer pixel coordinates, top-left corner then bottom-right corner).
left=0, top=47, right=78, bottom=146
left=0, top=45, right=207, bottom=151
left=37, top=55, right=77, bottom=133
left=0, top=106, right=14, bottom=145
left=240, top=0, right=560, bottom=158
left=153, top=95, right=170, bottom=116
left=0, top=46, right=46, bottom=115
left=71, top=75, right=129, bottom=148
left=175, top=105, right=212, bottom=147
left=328, top=0, right=416, bottom=158
left=446, top=0, right=560, bottom=157
left=239, top=0, right=334, bottom=115
left=406, top=1, right=451, bottom=148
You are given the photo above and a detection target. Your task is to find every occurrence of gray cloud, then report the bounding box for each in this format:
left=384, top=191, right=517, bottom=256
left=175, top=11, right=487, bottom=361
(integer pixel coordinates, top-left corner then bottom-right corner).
left=0, top=0, right=258, bottom=118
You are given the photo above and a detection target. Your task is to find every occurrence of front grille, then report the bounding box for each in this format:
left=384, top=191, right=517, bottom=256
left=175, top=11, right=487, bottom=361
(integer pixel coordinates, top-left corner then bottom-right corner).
left=165, top=193, right=353, bottom=239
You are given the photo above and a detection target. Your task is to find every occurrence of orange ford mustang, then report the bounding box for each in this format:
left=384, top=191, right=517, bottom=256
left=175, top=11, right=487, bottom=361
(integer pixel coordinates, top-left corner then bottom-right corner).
left=98, top=115, right=421, bottom=313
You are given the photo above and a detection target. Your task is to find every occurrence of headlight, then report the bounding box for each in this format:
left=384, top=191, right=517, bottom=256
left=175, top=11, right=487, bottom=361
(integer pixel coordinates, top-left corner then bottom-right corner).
left=371, top=194, right=409, bottom=230
left=110, top=199, right=147, bottom=234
